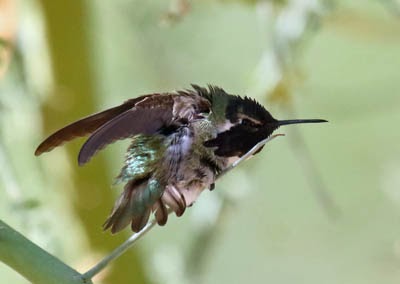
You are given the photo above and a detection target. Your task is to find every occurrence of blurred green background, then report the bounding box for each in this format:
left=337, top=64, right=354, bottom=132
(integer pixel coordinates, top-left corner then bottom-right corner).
left=1, top=0, right=400, bottom=283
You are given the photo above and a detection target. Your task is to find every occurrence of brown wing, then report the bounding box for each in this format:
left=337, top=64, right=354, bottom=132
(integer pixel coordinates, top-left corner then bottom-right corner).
left=77, top=95, right=176, bottom=165
left=35, top=95, right=152, bottom=156
left=78, top=106, right=173, bottom=165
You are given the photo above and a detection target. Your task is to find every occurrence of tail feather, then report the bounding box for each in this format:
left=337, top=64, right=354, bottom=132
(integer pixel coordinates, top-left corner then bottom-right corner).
left=153, top=200, right=168, bottom=226
left=102, top=182, right=138, bottom=233
left=131, top=209, right=151, bottom=232
left=103, top=178, right=165, bottom=233
left=104, top=180, right=194, bottom=233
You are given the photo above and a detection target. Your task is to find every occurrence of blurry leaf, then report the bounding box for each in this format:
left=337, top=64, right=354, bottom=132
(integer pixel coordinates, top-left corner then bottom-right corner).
left=268, top=78, right=291, bottom=105
left=12, top=199, right=42, bottom=211
left=161, top=0, right=191, bottom=26
left=267, top=68, right=305, bottom=106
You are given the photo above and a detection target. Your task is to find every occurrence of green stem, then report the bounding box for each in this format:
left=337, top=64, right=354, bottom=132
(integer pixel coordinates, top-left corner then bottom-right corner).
left=0, top=220, right=92, bottom=284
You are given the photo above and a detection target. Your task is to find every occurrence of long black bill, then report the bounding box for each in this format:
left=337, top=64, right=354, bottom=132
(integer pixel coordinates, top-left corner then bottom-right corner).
left=277, top=119, right=328, bottom=126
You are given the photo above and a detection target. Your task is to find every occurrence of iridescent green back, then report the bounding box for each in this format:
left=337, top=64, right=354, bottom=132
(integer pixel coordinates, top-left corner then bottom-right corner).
left=115, top=134, right=166, bottom=184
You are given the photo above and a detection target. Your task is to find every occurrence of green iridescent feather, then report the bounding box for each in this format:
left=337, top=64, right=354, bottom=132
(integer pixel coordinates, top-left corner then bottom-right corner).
left=103, top=135, right=167, bottom=232
left=114, top=134, right=166, bottom=184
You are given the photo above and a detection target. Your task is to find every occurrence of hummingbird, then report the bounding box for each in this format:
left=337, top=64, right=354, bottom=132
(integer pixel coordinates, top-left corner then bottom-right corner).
left=35, top=85, right=326, bottom=233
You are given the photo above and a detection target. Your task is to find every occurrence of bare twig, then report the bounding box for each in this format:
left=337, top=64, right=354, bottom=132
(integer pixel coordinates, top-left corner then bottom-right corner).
left=82, top=219, right=158, bottom=281
left=218, top=134, right=284, bottom=178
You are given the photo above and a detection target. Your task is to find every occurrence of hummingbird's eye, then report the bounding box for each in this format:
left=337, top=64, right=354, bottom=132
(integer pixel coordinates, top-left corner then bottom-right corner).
left=241, top=118, right=259, bottom=128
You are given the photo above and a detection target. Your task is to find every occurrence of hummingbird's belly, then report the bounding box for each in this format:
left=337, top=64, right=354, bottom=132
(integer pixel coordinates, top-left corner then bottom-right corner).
left=162, top=123, right=218, bottom=207
left=174, top=163, right=215, bottom=207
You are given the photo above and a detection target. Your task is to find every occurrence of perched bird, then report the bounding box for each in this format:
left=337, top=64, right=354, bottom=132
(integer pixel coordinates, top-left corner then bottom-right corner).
left=35, top=85, right=326, bottom=233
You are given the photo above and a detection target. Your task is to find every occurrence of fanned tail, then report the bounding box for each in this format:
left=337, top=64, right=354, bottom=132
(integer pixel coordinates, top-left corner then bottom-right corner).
left=103, top=181, right=189, bottom=233
left=103, top=178, right=166, bottom=233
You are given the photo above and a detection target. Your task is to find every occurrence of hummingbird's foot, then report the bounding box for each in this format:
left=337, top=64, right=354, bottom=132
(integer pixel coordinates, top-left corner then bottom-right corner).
left=161, top=185, right=186, bottom=216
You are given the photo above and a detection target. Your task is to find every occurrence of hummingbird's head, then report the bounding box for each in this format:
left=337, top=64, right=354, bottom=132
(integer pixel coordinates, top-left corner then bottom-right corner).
left=201, top=86, right=327, bottom=157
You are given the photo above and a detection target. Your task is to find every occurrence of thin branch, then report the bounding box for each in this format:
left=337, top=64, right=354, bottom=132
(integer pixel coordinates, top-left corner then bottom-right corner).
left=218, top=134, right=284, bottom=178
left=0, top=220, right=92, bottom=284
left=82, top=216, right=158, bottom=281
left=82, top=134, right=283, bottom=281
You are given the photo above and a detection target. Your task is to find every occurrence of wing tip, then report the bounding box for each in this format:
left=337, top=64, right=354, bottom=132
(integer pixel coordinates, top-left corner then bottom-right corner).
left=34, top=143, right=53, bottom=156
left=34, top=148, right=42, bottom=156
left=34, top=136, right=72, bottom=157
left=77, top=152, right=89, bottom=166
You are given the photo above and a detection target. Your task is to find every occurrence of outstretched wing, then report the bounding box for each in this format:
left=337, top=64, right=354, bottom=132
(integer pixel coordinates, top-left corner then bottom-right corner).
left=77, top=97, right=174, bottom=165
left=36, top=88, right=211, bottom=166
left=35, top=95, right=151, bottom=156
left=77, top=92, right=213, bottom=165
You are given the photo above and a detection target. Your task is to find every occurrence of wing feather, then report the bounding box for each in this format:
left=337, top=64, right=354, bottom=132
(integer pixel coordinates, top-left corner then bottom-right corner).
left=35, top=96, right=151, bottom=156
left=77, top=96, right=175, bottom=165
left=36, top=91, right=208, bottom=166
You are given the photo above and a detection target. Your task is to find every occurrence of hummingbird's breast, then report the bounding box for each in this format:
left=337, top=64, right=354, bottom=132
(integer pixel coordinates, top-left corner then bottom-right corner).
left=162, top=118, right=221, bottom=207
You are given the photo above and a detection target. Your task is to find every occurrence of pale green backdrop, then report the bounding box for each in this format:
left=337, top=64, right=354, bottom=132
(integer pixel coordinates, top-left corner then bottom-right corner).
left=1, top=0, right=400, bottom=283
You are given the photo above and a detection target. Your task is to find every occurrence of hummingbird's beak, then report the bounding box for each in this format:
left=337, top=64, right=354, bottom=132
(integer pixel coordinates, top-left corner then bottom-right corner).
left=277, top=119, right=328, bottom=126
